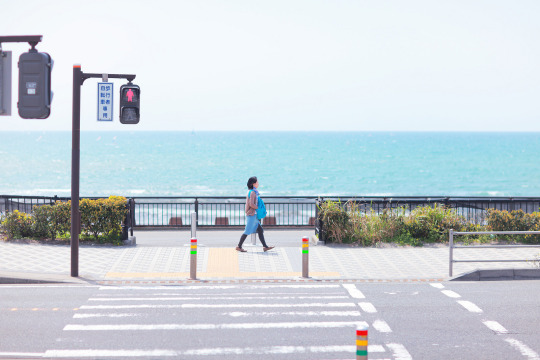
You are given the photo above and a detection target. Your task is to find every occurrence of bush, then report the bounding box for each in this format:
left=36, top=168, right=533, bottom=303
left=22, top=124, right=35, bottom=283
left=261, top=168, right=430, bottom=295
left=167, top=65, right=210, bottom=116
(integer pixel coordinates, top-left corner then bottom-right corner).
left=1, top=210, right=33, bottom=239
left=0, top=196, right=127, bottom=244
left=318, top=201, right=469, bottom=246
left=486, top=209, right=540, bottom=244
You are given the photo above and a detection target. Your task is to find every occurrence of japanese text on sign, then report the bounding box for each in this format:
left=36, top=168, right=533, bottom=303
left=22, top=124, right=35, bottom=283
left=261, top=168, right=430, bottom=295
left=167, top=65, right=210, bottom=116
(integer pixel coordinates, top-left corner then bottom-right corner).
left=97, top=82, right=113, bottom=121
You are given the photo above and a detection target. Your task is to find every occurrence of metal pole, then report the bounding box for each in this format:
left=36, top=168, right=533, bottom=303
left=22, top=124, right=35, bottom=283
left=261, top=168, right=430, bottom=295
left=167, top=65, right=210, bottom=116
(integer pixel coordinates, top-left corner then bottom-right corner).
left=70, top=65, right=82, bottom=277
left=190, top=237, right=197, bottom=280
left=302, top=236, right=309, bottom=278
left=251, top=233, right=256, bottom=246
left=449, top=229, right=454, bottom=277
left=191, top=212, right=197, bottom=238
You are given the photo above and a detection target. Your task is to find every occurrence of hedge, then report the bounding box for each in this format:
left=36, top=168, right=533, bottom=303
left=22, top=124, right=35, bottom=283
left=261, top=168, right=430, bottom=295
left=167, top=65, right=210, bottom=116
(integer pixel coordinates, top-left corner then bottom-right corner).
left=0, top=196, right=128, bottom=245
left=318, top=200, right=540, bottom=246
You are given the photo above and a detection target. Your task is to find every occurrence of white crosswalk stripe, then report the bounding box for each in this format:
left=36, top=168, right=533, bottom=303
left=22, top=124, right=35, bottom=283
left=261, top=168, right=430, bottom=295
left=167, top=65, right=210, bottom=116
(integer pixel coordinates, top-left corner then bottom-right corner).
left=47, top=284, right=411, bottom=359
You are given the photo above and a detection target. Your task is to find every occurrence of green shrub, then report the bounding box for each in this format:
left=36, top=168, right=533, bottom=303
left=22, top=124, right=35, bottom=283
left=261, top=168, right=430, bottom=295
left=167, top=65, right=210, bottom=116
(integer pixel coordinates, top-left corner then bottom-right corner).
left=0, top=196, right=127, bottom=244
left=486, top=209, right=540, bottom=244
left=405, top=204, right=466, bottom=243
left=1, top=210, right=34, bottom=239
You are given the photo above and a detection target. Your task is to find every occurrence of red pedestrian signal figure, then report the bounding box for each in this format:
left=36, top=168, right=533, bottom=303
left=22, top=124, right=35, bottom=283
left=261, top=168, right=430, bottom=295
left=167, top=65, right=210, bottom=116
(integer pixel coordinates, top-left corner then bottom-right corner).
left=126, top=89, right=134, bottom=102
left=119, top=83, right=140, bottom=124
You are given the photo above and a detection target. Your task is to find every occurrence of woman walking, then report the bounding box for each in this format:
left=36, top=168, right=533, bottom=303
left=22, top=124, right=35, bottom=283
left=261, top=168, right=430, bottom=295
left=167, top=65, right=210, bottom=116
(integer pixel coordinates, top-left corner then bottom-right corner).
left=236, top=176, right=274, bottom=252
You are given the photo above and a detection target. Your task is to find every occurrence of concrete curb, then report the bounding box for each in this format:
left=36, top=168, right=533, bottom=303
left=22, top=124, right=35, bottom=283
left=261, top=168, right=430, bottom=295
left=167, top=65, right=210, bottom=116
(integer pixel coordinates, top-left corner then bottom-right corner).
left=451, top=268, right=540, bottom=281
left=0, top=271, right=91, bottom=285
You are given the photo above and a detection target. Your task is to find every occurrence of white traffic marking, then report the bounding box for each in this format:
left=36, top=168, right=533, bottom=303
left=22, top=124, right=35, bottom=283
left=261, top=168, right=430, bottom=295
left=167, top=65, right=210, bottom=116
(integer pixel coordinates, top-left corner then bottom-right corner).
left=88, top=296, right=348, bottom=301
left=441, top=290, right=461, bottom=298
left=64, top=321, right=369, bottom=331
left=429, top=283, right=445, bottom=289
left=483, top=320, right=509, bottom=334
left=99, top=285, right=340, bottom=291
left=225, top=311, right=362, bottom=317
left=457, top=300, right=483, bottom=313
left=43, top=345, right=386, bottom=357
left=44, top=350, right=177, bottom=357
left=372, top=320, right=392, bottom=333
left=0, top=353, right=43, bottom=357
left=505, top=338, right=540, bottom=360
left=342, top=284, right=365, bottom=299
left=358, top=302, right=377, bottom=313
left=73, top=313, right=142, bottom=319
left=386, top=343, right=412, bottom=360
left=80, top=302, right=356, bottom=310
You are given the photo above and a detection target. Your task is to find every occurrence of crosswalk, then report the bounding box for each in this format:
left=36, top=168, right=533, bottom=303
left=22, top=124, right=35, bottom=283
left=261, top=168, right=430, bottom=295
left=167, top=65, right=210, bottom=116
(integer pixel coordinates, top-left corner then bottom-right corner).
left=44, top=284, right=412, bottom=359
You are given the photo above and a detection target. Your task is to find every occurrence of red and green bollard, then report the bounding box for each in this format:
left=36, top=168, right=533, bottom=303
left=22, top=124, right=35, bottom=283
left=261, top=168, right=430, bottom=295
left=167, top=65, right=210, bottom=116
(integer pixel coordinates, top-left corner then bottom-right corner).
left=356, top=327, right=368, bottom=359
left=302, top=236, right=309, bottom=278
left=190, top=237, right=197, bottom=280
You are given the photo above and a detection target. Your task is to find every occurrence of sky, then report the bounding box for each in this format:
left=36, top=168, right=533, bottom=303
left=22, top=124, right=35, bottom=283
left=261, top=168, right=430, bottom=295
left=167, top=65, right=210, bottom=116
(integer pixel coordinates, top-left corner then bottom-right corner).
left=0, top=0, right=539, bottom=132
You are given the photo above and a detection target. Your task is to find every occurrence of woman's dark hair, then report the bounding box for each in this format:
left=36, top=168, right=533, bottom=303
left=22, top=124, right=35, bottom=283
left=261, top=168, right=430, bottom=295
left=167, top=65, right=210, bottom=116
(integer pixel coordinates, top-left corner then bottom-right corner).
left=247, top=176, right=258, bottom=189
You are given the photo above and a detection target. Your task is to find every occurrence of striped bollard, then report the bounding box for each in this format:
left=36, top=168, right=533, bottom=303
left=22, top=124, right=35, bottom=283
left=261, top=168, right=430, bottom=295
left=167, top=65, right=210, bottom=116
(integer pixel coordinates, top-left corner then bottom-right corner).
left=190, top=238, right=197, bottom=280
left=356, top=327, right=368, bottom=360
left=302, top=236, right=309, bottom=278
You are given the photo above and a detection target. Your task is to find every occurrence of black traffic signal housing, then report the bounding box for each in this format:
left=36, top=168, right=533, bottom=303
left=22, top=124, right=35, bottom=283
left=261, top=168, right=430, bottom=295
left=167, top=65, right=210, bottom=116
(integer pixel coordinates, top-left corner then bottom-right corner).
left=119, top=83, right=140, bottom=124
left=18, top=49, right=52, bottom=119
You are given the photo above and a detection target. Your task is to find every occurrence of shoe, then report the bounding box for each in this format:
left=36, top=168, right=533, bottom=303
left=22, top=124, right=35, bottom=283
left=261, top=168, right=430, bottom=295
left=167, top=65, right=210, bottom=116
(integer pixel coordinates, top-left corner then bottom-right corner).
left=263, top=246, right=275, bottom=252
left=236, top=247, right=247, bottom=252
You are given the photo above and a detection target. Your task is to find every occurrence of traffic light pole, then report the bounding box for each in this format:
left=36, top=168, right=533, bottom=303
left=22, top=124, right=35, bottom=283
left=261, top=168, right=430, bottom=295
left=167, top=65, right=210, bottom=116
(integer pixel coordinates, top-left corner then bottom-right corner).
left=71, top=65, right=135, bottom=277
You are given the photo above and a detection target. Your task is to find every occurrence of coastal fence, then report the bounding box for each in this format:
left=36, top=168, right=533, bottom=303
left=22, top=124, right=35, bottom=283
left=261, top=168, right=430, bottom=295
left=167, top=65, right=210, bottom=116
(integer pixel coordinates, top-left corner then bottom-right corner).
left=131, top=197, right=317, bottom=228
left=3, top=195, right=540, bottom=233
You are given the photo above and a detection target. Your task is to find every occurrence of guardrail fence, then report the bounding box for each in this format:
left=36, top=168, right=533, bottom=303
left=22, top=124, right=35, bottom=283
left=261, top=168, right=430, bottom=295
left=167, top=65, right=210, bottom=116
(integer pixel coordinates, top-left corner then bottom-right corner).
left=3, top=195, right=540, bottom=233
left=449, top=229, right=540, bottom=276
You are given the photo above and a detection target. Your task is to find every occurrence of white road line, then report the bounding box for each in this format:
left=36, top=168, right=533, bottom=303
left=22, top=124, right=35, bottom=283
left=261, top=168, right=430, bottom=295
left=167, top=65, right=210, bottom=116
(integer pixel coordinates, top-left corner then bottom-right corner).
left=80, top=302, right=356, bottom=310
left=44, top=350, right=178, bottom=357
left=99, top=285, right=341, bottom=291
left=483, top=320, right=509, bottom=334
left=43, top=345, right=386, bottom=357
left=94, top=292, right=337, bottom=297
left=88, top=296, right=348, bottom=301
left=386, top=343, right=412, bottom=360
left=225, top=311, right=362, bottom=317
left=457, top=300, right=483, bottom=313
left=358, top=302, right=377, bottom=313
left=441, top=290, right=461, bottom=298
left=429, top=283, right=445, bottom=289
left=372, top=320, right=392, bottom=333
left=74, top=313, right=142, bottom=319
left=64, top=321, right=369, bottom=331
left=505, top=338, right=540, bottom=360
left=342, top=284, right=366, bottom=299
left=0, top=352, right=43, bottom=358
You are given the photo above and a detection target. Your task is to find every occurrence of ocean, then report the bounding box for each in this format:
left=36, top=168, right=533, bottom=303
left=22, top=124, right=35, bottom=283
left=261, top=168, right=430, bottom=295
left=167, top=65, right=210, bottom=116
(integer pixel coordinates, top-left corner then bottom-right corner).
left=1, top=131, right=539, bottom=198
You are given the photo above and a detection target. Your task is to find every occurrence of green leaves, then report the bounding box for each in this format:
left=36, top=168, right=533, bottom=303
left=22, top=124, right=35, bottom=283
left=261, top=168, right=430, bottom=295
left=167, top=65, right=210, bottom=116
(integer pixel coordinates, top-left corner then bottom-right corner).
left=1, top=196, right=127, bottom=244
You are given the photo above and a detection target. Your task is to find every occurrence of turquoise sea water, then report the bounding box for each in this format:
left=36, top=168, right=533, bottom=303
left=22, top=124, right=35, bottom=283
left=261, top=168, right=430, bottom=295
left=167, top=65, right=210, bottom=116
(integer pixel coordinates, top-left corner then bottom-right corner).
left=0, top=131, right=539, bottom=197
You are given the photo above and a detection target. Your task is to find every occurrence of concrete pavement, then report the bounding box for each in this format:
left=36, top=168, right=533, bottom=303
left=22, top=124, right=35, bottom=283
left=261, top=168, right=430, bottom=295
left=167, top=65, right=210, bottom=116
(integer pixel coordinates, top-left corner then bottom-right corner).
left=1, top=230, right=539, bottom=284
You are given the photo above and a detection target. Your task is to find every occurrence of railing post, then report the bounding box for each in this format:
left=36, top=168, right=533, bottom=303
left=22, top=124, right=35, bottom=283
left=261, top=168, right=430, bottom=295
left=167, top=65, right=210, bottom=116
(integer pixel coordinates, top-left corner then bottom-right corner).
left=449, top=229, right=454, bottom=277
left=190, top=237, right=197, bottom=280
left=191, top=212, right=197, bottom=239
left=194, top=198, right=199, bottom=227
left=302, top=236, right=309, bottom=278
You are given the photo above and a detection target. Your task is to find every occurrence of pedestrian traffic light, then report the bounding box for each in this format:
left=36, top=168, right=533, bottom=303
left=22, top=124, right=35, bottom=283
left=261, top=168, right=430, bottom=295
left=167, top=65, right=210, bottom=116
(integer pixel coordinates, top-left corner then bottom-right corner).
left=119, top=83, right=140, bottom=124
left=18, top=49, right=52, bottom=119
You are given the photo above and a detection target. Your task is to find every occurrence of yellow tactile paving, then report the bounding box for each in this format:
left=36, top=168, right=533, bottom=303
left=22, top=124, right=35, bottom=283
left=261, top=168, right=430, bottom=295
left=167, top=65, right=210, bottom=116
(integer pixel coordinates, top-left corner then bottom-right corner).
left=206, top=248, right=239, bottom=274
left=105, top=271, right=341, bottom=279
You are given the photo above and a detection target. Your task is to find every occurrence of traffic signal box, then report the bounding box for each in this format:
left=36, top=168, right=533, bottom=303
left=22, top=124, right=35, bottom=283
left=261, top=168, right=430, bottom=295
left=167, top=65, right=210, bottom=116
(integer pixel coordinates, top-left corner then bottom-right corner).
left=18, top=49, right=52, bottom=119
left=119, top=83, right=140, bottom=124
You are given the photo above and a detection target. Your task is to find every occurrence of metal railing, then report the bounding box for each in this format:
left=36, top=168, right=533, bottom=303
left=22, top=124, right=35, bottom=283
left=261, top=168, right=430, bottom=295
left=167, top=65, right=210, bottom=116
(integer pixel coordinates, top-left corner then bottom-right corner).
left=448, top=229, right=540, bottom=276
left=131, top=197, right=318, bottom=228
left=3, top=195, right=540, bottom=232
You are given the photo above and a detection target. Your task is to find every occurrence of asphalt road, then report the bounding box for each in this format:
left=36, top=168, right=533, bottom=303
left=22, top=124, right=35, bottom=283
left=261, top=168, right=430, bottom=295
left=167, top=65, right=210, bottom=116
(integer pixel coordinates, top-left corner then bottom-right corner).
left=0, top=281, right=539, bottom=359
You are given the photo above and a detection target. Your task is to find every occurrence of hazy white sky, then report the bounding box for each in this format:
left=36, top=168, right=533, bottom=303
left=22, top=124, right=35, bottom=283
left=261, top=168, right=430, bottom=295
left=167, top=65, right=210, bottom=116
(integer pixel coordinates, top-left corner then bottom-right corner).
left=1, top=0, right=539, bottom=131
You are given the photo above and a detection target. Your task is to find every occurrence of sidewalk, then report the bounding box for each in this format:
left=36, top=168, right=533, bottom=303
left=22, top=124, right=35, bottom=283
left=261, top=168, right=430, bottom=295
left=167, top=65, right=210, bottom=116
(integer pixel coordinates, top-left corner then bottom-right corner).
left=1, top=230, right=539, bottom=284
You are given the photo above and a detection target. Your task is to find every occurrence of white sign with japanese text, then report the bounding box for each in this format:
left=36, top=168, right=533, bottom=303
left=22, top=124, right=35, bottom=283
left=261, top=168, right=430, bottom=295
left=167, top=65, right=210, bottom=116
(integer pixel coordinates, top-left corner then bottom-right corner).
left=97, top=82, right=113, bottom=121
